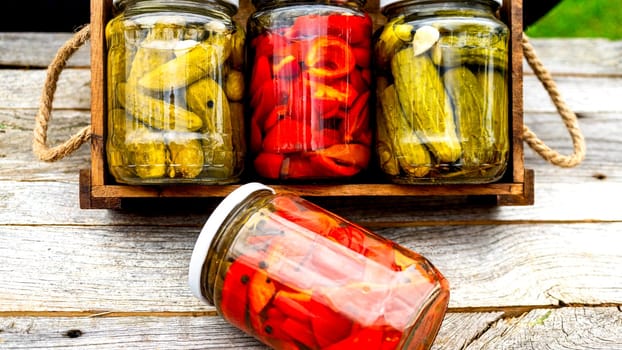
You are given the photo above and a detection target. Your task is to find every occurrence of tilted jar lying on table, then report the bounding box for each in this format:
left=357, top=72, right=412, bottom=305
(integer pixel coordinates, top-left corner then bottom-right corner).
left=374, top=0, right=510, bottom=184
left=246, top=0, right=374, bottom=180
left=105, top=0, right=246, bottom=185
left=189, top=183, right=450, bottom=350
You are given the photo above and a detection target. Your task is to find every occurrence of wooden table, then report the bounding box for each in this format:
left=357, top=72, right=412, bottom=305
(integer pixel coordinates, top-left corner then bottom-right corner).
left=1, top=32, right=621, bottom=349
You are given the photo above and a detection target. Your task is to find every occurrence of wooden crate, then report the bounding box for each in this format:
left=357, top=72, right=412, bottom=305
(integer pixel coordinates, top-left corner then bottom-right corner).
left=80, top=0, right=533, bottom=209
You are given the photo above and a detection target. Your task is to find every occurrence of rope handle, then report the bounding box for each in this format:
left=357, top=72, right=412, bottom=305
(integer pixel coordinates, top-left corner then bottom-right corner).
left=33, top=27, right=585, bottom=167
left=33, top=24, right=92, bottom=162
left=521, top=34, right=586, bottom=167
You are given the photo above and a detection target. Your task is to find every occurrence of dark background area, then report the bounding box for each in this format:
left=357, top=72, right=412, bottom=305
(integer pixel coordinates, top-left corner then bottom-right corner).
left=1, top=1, right=91, bottom=32
left=0, top=0, right=557, bottom=32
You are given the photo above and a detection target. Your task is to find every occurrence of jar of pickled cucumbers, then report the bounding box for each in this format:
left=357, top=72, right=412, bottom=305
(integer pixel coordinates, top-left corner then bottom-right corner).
left=246, top=0, right=373, bottom=180
left=105, top=0, right=246, bottom=185
left=188, top=183, right=450, bottom=350
left=374, top=0, right=509, bottom=184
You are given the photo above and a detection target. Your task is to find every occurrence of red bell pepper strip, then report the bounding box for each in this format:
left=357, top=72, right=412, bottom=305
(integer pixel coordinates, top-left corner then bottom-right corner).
left=307, top=154, right=361, bottom=177
left=250, top=55, right=272, bottom=97
left=251, top=32, right=290, bottom=58
left=262, top=105, right=290, bottom=132
left=361, top=67, right=372, bottom=87
left=348, top=67, right=368, bottom=93
left=273, top=54, right=300, bottom=79
left=326, top=14, right=372, bottom=45
left=314, top=143, right=370, bottom=169
left=343, top=91, right=370, bottom=142
left=310, top=128, right=342, bottom=150
left=254, top=152, right=285, bottom=179
left=249, top=269, right=277, bottom=315
left=220, top=260, right=256, bottom=331
left=272, top=290, right=314, bottom=323
left=281, top=317, right=318, bottom=349
left=261, top=307, right=294, bottom=342
left=262, top=118, right=312, bottom=153
left=323, top=327, right=384, bottom=350
left=308, top=298, right=353, bottom=347
left=352, top=46, right=371, bottom=68
left=305, top=36, right=356, bottom=80
left=251, top=79, right=277, bottom=123
left=250, top=117, right=264, bottom=154
left=286, top=14, right=329, bottom=39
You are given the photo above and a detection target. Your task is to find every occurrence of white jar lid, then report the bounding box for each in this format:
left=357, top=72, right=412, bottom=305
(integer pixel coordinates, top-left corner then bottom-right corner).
left=188, top=182, right=275, bottom=304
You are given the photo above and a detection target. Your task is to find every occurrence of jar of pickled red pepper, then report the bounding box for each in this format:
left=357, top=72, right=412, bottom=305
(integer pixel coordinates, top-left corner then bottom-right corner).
left=105, top=0, right=246, bottom=185
left=374, top=0, right=509, bottom=184
left=188, top=183, right=450, bottom=350
left=246, top=0, right=373, bottom=180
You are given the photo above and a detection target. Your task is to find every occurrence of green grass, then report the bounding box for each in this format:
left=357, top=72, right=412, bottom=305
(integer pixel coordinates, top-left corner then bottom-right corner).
left=526, top=0, right=622, bottom=39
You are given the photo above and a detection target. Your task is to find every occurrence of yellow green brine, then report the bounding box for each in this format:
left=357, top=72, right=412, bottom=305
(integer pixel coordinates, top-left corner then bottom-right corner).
left=374, top=0, right=510, bottom=184
left=105, top=0, right=246, bottom=184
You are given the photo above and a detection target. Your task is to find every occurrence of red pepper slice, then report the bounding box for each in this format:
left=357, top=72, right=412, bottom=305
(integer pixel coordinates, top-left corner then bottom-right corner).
left=248, top=269, right=277, bottom=315
left=323, top=327, right=384, bottom=350
left=305, top=36, right=355, bottom=80
left=261, top=307, right=293, bottom=342
left=262, top=118, right=312, bottom=153
left=308, top=298, right=353, bottom=347
left=352, top=46, right=371, bottom=68
left=314, top=143, right=370, bottom=169
left=263, top=105, right=290, bottom=132
left=343, top=91, right=370, bottom=142
left=220, top=260, right=256, bottom=331
left=307, top=154, right=361, bottom=177
left=250, top=55, right=272, bottom=97
left=254, top=152, right=285, bottom=179
left=287, top=14, right=329, bottom=39
left=310, top=128, right=342, bottom=150
left=273, top=54, right=300, bottom=79
left=281, top=318, right=318, bottom=349
left=326, top=14, right=373, bottom=45
left=272, top=290, right=314, bottom=323
left=250, top=79, right=277, bottom=123
left=252, top=32, right=290, bottom=58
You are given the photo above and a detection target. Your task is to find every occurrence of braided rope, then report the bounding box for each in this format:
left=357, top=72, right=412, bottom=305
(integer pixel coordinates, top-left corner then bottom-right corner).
left=33, top=24, right=92, bottom=162
left=522, top=34, right=586, bottom=167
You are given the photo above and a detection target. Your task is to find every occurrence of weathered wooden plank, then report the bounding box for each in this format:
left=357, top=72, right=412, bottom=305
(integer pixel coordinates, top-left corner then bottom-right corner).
left=524, top=38, right=622, bottom=76
left=0, top=224, right=619, bottom=312
left=1, top=68, right=620, bottom=113
left=0, top=32, right=90, bottom=68
left=523, top=38, right=622, bottom=76
left=467, top=307, right=622, bottom=350
left=0, top=312, right=502, bottom=350
left=1, top=179, right=621, bottom=226
left=0, top=308, right=618, bottom=350
left=0, top=69, right=91, bottom=109
left=433, top=312, right=504, bottom=350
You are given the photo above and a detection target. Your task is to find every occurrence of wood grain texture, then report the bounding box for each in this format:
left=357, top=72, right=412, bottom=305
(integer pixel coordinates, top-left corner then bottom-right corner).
left=467, top=307, right=622, bottom=350
left=0, top=312, right=501, bottom=350
left=0, top=308, right=619, bottom=349
left=0, top=32, right=90, bottom=68
left=0, top=223, right=619, bottom=312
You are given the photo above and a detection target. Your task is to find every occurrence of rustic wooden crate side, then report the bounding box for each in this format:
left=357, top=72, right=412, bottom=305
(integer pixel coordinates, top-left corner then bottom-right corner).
left=83, top=0, right=532, bottom=209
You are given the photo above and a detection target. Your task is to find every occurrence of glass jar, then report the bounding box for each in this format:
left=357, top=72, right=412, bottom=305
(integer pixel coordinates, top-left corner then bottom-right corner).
left=246, top=0, right=373, bottom=180
left=189, top=183, right=450, bottom=350
left=374, top=0, right=509, bottom=184
left=105, top=0, right=246, bottom=185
